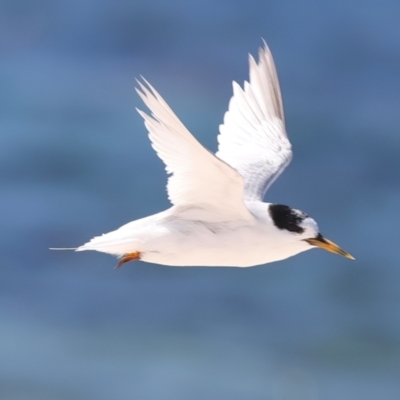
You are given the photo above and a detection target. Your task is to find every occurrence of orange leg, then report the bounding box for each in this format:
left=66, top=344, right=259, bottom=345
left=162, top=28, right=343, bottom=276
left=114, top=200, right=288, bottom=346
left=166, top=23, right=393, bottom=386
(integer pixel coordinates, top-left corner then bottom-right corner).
left=116, top=251, right=141, bottom=268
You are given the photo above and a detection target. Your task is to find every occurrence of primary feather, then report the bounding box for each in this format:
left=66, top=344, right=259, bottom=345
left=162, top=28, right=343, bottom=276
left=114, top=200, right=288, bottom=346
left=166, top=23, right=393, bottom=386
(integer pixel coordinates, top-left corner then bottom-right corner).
left=216, top=41, right=292, bottom=201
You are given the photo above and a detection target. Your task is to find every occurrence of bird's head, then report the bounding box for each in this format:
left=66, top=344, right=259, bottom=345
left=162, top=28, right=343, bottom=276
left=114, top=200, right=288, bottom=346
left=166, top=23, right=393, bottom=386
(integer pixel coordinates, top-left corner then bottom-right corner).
left=268, top=204, right=354, bottom=260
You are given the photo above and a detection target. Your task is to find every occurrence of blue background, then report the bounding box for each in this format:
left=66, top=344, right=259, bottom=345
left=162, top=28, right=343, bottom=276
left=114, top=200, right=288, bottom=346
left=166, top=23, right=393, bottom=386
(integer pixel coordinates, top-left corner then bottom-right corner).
left=1, top=0, right=400, bottom=399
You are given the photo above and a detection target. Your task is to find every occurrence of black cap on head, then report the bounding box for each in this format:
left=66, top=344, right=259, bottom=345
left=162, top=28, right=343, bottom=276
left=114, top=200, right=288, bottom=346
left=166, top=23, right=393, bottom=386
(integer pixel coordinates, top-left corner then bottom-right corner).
left=269, top=204, right=307, bottom=234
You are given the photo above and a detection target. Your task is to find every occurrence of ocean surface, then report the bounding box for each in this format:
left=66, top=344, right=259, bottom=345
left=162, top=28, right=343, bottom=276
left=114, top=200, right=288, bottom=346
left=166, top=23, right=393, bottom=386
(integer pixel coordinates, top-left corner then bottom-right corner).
left=1, top=1, right=400, bottom=399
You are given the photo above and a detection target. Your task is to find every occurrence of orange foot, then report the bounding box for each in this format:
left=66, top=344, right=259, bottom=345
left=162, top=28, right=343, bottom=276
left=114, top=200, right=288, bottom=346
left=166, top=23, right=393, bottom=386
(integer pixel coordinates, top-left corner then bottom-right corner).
left=116, top=251, right=141, bottom=268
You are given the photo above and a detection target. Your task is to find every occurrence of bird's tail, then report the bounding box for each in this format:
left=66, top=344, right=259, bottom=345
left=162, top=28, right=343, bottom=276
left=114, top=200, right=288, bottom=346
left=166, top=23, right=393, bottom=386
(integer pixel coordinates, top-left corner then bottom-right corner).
left=49, top=247, right=77, bottom=250
left=72, top=232, right=143, bottom=256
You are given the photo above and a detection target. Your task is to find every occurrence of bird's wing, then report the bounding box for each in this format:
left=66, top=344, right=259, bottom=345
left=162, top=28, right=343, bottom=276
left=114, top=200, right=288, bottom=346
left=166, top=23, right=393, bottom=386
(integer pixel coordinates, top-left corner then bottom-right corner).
left=136, top=79, right=252, bottom=220
left=216, top=41, right=292, bottom=202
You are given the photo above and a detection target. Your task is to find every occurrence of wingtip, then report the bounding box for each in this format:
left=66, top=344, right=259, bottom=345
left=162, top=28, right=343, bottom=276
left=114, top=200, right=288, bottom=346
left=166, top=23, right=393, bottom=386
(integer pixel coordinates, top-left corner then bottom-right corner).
left=135, top=78, right=146, bottom=93
left=260, top=37, right=268, bottom=48
left=247, top=39, right=268, bottom=57
left=259, top=39, right=272, bottom=60
left=136, top=76, right=154, bottom=92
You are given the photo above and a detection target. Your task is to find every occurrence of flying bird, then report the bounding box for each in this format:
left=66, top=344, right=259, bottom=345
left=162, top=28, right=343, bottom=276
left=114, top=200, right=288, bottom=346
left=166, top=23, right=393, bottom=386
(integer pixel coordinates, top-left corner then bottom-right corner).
left=57, top=41, right=354, bottom=267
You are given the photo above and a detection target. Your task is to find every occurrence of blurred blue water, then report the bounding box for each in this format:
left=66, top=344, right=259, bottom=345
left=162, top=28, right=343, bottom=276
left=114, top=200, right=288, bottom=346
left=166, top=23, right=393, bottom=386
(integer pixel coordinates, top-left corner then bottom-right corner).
left=1, top=0, right=400, bottom=399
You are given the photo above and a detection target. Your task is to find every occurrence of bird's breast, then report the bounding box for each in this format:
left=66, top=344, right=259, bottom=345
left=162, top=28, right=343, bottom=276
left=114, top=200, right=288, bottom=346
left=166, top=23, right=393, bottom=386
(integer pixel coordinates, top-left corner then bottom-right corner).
left=141, top=216, right=291, bottom=267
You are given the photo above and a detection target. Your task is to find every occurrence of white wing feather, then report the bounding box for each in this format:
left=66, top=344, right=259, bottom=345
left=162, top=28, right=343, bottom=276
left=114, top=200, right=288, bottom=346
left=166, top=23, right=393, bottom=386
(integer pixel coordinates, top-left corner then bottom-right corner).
left=136, top=79, right=251, bottom=220
left=216, top=41, right=292, bottom=201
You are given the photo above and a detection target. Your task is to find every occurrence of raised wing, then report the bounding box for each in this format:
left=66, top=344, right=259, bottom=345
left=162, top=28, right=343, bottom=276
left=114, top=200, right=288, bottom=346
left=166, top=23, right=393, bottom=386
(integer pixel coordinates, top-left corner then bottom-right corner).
left=216, top=41, right=292, bottom=201
left=136, top=79, right=252, bottom=220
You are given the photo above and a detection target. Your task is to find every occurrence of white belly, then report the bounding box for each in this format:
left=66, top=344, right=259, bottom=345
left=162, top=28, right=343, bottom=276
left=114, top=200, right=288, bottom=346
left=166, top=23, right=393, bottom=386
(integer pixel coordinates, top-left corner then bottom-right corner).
left=139, top=218, right=302, bottom=267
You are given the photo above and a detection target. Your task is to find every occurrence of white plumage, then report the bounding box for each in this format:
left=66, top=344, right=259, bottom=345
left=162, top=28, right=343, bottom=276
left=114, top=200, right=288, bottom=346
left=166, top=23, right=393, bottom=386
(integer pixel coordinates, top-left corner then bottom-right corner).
left=217, top=41, right=292, bottom=200
left=59, top=41, right=353, bottom=267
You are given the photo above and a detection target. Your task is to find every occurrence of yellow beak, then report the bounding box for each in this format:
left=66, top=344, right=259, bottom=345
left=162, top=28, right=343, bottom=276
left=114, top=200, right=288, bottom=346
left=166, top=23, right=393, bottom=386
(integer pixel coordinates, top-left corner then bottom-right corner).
left=305, top=234, right=355, bottom=260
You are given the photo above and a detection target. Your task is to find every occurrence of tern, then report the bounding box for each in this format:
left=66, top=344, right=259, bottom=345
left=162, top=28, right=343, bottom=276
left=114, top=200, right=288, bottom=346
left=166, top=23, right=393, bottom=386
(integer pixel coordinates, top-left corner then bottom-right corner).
left=58, top=41, right=354, bottom=267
